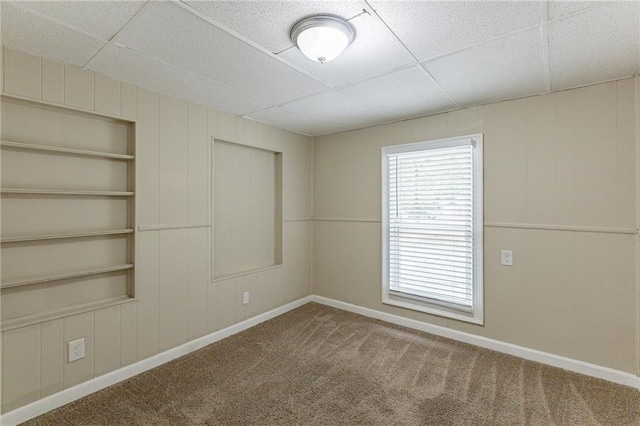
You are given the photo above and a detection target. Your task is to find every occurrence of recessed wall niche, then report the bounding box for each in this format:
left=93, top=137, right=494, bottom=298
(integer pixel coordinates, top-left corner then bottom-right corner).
left=213, top=139, right=282, bottom=280
left=0, top=96, right=136, bottom=331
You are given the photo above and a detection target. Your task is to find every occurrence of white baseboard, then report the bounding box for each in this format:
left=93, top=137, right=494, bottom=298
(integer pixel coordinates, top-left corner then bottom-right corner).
left=0, top=296, right=313, bottom=426
left=311, top=295, right=640, bottom=390
left=3, top=294, right=638, bottom=426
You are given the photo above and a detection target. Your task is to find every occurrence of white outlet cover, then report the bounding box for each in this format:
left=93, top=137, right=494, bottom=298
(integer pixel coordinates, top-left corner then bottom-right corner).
left=68, top=337, right=85, bottom=362
left=501, top=250, right=513, bottom=266
left=242, top=291, right=250, bottom=305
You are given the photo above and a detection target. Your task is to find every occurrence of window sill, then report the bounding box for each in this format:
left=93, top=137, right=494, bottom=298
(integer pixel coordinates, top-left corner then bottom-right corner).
left=383, top=294, right=484, bottom=325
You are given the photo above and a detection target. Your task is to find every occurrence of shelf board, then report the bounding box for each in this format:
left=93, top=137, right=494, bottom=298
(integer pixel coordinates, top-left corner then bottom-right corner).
left=1, top=140, right=134, bottom=160
left=1, top=264, right=134, bottom=289
left=1, top=228, right=134, bottom=243
left=1, top=188, right=134, bottom=196
left=1, top=295, right=136, bottom=332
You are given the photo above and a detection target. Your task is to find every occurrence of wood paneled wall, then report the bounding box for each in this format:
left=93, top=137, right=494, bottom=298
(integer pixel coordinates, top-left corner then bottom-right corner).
left=0, top=47, right=313, bottom=413
left=313, top=78, right=639, bottom=375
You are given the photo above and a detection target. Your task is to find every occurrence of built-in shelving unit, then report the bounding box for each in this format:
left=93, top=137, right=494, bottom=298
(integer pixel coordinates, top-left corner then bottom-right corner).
left=1, top=188, right=135, bottom=196
left=1, top=140, right=135, bottom=160
left=1, top=264, right=135, bottom=289
left=0, top=229, right=135, bottom=243
left=1, top=95, right=136, bottom=330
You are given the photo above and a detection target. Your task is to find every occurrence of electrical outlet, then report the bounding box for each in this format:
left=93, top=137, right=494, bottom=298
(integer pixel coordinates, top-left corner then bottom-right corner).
left=68, top=338, right=85, bottom=362
left=501, top=250, right=513, bottom=266
left=242, top=291, right=250, bottom=305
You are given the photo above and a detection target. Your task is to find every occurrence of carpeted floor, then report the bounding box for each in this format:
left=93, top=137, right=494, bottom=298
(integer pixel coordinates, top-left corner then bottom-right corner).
left=24, top=303, right=640, bottom=425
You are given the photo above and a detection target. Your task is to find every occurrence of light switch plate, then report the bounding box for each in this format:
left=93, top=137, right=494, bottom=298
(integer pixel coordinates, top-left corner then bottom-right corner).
left=242, top=291, right=250, bottom=305
left=501, top=250, right=513, bottom=266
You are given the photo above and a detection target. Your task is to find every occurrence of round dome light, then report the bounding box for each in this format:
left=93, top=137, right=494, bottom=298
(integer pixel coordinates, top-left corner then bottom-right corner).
left=290, top=15, right=355, bottom=63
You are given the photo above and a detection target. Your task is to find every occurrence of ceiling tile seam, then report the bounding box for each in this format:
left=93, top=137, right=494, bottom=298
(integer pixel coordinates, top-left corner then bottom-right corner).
left=414, top=65, right=462, bottom=109
left=6, top=2, right=109, bottom=46
left=244, top=104, right=338, bottom=131
left=362, top=0, right=459, bottom=108
left=173, top=0, right=333, bottom=90
left=81, top=0, right=155, bottom=69
left=86, top=43, right=274, bottom=114
left=540, top=1, right=552, bottom=93
left=419, top=22, right=544, bottom=66
left=362, top=0, right=419, bottom=65
left=546, top=1, right=609, bottom=24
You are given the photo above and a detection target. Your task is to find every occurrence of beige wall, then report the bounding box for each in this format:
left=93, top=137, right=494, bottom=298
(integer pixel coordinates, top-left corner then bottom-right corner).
left=313, top=78, right=639, bottom=375
left=0, top=47, right=313, bottom=413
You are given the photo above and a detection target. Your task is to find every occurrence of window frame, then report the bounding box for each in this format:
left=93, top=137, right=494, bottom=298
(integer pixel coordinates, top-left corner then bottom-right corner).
left=381, top=134, right=484, bottom=325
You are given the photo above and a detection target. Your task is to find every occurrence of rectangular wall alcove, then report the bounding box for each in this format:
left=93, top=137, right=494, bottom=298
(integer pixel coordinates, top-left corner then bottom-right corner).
left=212, top=139, right=282, bottom=280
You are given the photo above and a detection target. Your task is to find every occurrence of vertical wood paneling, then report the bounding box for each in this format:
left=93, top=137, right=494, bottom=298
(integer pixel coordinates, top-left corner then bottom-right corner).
left=137, top=231, right=159, bottom=359
left=120, top=302, right=138, bottom=366
left=64, top=65, right=94, bottom=110
left=217, top=111, right=236, bottom=142
left=3, top=47, right=41, bottom=99
left=158, top=229, right=188, bottom=351
left=573, top=83, right=617, bottom=228
left=236, top=275, right=250, bottom=321
left=526, top=96, right=557, bottom=224
left=188, top=103, right=209, bottom=224
left=158, top=95, right=188, bottom=224
left=573, top=233, right=618, bottom=368
left=94, top=305, right=121, bottom=377
left=137, top=88, right=160, bottom=227
left=214, top=141, right=233, bottom=278
left=553, top=91, right=574, bottom=225
left=188, top=228, right=209, bottom=340
left=262, top=152, right=276, bottom=266
left=249, top=147, right=263, bottom=266
left=217, top=277, right=237, bottom=329
left=2, top=325, right=41, bottom=412
left=41, top=319, right=64, bottom=398
left=41, top=59, right=64, bottom=104
left=231, top=144, right=251, bottom=273
left=484, top=99, right=528, bottom=223
left=63, top=312, right=94, bottom=389
left=120, top=83, right=137, bottom=121
left=94, top=74, right=121, bottom=117
left=207, top=282, right=219, bottom=333
left=616, top=79, right=637, bottom=228
left=522, top=231, right=573, bottom=356
left=616, top=234, right=636, bottom=373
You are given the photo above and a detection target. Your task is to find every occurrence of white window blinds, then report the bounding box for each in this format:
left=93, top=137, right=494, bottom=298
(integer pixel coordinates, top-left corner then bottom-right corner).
left=382, top=135, right=483, bottom=323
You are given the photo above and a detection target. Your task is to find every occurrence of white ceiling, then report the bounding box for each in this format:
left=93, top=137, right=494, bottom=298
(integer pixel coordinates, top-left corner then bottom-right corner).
left=2, top=1, right=639, bottom=137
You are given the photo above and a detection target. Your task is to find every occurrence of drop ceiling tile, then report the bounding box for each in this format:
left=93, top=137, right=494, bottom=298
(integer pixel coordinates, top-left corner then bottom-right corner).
left=282, top=90, right=391, bottom=130
left=116, top=1, right=328, bottom=105
left=87, top=44, right=270, bottom=116
left=246, top=106, right=339, bottom=136
left=547, top=1, right=602, bottom=21
left=184, top=1, right=368, bottom=53
left=186, top=0, right=414, bottom=87
left=339, top=66, right=458, bottom=121
left=369, top=1, right=541, bottom=61
left=423, top=28, right=547, bottom=107
left=11, top=1, right=145, bottom=41
left=1, top=2, right=106, bottom=67
left=548, top=3, right=639, bottom=91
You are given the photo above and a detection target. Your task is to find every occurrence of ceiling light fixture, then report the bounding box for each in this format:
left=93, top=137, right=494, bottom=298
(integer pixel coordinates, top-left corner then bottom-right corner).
left=290, top=15, right=355, bottom=64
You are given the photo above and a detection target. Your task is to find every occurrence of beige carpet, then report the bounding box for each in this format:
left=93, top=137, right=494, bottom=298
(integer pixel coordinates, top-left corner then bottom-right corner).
left=24, top=303, right=640, bottom=425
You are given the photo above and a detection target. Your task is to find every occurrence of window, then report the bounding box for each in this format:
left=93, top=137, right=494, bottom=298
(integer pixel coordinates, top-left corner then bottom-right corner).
left=382, top=134, right=483, bottom=324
